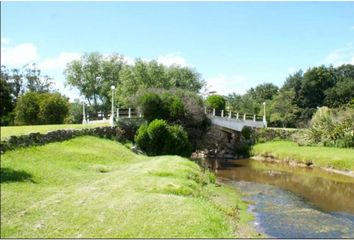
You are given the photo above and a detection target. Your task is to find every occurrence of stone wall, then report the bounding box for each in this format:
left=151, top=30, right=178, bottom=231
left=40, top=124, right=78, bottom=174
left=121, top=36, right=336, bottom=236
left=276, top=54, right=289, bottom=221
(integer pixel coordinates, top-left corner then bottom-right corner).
left=0, top=126, right=127, bottom=154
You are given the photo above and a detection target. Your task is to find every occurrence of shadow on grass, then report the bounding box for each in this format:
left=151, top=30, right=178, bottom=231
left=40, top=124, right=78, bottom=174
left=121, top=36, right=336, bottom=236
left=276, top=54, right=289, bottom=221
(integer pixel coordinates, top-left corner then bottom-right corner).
left=0, top=168, right=36, bottom=183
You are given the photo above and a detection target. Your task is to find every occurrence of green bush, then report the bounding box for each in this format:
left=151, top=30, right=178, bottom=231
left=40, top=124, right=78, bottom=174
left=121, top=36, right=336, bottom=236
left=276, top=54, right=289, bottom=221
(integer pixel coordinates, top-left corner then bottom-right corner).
left=138, top=93, right=168, bottom=122
left=14, top=92, right=41, bottom=125
left=39, top=93, right=69, bottom=124
left=205, top=95, right=225, bottom=111
left=14, top=92, right=69, bottom=125
left=135, top=119, right=192, bottom=157
left=305, top=107, right=354, bottom=148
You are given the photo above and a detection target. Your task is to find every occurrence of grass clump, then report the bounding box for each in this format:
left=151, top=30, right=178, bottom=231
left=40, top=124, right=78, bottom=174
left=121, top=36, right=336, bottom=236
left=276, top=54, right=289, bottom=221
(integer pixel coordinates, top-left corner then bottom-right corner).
left=1, top=136, right=257, bottom=238
left=252, top=140, right=354, bottom=171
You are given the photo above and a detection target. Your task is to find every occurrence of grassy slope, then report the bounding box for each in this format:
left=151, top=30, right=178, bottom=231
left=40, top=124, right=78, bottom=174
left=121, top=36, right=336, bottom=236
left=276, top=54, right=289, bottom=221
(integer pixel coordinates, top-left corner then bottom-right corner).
left=1, top=136, right=257, bottom=238
left=252, top=141, right=354, bottom=171
left=1, top=123, right=109, bottom=140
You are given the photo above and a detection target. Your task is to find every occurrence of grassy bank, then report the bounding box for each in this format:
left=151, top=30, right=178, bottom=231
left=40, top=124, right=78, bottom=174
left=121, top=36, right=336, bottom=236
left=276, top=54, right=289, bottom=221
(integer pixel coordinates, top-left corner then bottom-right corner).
left=1, top=136, right=257, bottom=238
left=252, top=141, right=354, bottom=171
left=1, top=123, right=109, bottom=140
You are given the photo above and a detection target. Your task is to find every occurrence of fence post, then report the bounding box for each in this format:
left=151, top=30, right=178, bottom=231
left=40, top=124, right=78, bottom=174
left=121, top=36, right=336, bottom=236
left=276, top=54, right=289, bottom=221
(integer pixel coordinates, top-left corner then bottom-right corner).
left=213, top=109, right=215, bottom=116
left=221, top=110, right=224, bottom=117
left=229, top=111, right=231, bottom=118
left=204, top=106, right=207, bottom=114
left=236, top=112, right=239, bottom=119
left=116, top=108, right=120, bottom=118
left=253, top=115, right=256, bottom=122
left=243, top=114, right=246, bottom=120
left=128, top=108, right=131, bottom=118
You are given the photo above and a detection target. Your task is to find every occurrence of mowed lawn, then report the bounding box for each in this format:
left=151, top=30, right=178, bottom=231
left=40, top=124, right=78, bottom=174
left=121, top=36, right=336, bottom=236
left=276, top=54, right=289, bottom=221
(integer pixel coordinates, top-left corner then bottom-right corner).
left=0, top=136, right=255, bottom=238
left=252, top=141, right=354, bottom=171
left=1, top=123, right=109, bottom=140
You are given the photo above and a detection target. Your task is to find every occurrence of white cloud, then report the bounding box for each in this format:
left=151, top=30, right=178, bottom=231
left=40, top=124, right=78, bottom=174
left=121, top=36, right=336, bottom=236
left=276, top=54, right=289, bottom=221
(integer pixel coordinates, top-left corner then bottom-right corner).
left=205, top=74, right=249, bottom=96
left=1, top=42, right=39, bottom=67
left=325, top=43, right=354, bottom=67
left=157, top=53, right=188, bottom=67
left=38, top=52, right=81, bottom=71
left=1, top=37, right=9, bottom=45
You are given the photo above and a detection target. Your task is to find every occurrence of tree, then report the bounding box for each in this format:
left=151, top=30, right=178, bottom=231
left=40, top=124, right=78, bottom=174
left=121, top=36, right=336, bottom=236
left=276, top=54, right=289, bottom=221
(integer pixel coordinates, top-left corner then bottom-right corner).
left=269, top=90, right=300, bottom=127
left=0, top=74, right=14, bottom=125
left=65, top=52, right=104, bottom=112
left=247, top=83, right=279, bottom=104
left=14, top=92, right=69, bottom=125
left=25, top=64, right=53, bottom=93
left=14, top=92, right=41, bottom=125
left=205, top=95, right=225, bottom=111
left=38, top=93, right=69, bottom=124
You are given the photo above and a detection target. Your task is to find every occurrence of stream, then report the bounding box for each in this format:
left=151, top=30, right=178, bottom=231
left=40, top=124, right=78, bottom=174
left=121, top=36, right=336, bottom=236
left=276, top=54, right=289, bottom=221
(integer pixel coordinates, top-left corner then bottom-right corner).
left=209, top=159, right=354, bottom=238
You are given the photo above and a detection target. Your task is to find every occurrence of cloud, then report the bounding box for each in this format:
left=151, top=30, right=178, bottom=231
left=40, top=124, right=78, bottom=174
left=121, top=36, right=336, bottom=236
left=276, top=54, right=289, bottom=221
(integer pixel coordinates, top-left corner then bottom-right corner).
left=205, top=74, right=249, bottom=96
left=1, top=37, right=9, bottom=45
left=38, top=52, right=81, bottom=71
left=325, top=43, right=354, bottom=67
left=157, top=53, right=188, bottom=67
left=1, top=42, right=39, bottom=67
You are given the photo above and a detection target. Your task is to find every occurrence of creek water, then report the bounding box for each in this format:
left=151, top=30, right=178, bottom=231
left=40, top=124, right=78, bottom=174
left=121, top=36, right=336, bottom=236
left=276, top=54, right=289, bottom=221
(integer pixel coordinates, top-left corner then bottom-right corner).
left=209, top=159, right=354, bottom=238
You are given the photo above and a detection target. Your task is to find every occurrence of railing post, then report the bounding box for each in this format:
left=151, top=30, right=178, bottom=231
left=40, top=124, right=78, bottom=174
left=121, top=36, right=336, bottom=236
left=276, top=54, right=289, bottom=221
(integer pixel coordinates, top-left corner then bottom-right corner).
left=116, top=108, right=120, bottom=118
left=253, top=115, right=256, bottom=122
left=204, top=106, right=207, bottom=114
left=213, top=109, right=215, bottom=116
left=229, top=111, right=231, bottom=118
left=128, top=108, right=131, bottom=118
left=236, top=112, right=239, bottom=119
left=243, top=114, right=246, bottom=120
left=221, top=110, right=224, bottom=117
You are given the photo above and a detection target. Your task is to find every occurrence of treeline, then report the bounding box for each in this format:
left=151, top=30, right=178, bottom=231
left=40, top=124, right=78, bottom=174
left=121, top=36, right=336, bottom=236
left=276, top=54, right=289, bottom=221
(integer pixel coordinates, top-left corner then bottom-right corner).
left=0, top=64, right=69, bottom=125
left=64, top=52, right=205, bottom=115
left=225, top=64, right=354, bottom=128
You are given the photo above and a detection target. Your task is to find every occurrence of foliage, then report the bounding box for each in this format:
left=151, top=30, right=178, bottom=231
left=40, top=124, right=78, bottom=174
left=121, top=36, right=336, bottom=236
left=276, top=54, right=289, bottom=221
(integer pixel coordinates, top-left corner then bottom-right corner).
left=38, top=93, right=70, bottom=124
left=14, top=92, right=69, bottom=125
left=137, top=88, right=209, bottom=150
left=14, top=92, right=41, bottom=125
left=269, top=90, right=300, bottom=127
left=305, top=107, right=354, bottom=148
left=65, top=52, right=125, bottom=113
left=138, top=92, right=168, bottom=122
left=116, top=118, right=146, bottom=142
left=135, top=119, right=192, bottom=157
left=205, top=95, right=225, bottom=111
left=65, top=99, right=83, bottom=124
left=0, top=74, right=15, bottom=125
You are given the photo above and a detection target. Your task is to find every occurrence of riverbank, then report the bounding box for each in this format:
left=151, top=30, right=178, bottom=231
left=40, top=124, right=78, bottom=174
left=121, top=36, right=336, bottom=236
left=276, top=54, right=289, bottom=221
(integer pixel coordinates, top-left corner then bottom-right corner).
left=251, top=141, right=354, bottom=177
left=1, top=136, right=259, bottom=238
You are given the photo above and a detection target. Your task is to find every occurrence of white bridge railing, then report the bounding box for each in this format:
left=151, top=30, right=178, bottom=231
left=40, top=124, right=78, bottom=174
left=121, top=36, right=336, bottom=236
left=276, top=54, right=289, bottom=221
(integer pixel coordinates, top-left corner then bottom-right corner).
left=207, top=108, right=267, bottom=131
left=83, top=108, right=141, bottom=124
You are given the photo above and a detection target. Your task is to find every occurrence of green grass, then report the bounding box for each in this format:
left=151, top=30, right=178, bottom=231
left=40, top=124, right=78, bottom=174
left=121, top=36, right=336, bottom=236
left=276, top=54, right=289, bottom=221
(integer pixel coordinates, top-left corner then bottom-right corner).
left=252, top=141, right=354, bottom=171
left=1, top=136, right=257, bottom=238
left=1, top=123, right=109, bottom=140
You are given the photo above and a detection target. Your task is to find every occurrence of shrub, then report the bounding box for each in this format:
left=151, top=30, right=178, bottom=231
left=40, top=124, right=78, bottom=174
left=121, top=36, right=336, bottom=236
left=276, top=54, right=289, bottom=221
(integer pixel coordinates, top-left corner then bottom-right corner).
left=304, top=107, right=354, bottom=148
left=14, top=92, right=69, bottom=125
left=38, top=93, right=69, bottom=124
left=135, top=119, right=192, bottom=157
left=205, top=95, right=225, bottom=111
left=14, top=92, right=41, bottom=125
left=138, top=93, right=168, bottom=122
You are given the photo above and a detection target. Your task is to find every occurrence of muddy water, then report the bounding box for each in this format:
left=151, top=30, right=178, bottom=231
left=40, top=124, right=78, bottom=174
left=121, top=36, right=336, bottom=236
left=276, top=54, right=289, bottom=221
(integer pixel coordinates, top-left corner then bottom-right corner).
left=212, top=159, right=354, bottom=238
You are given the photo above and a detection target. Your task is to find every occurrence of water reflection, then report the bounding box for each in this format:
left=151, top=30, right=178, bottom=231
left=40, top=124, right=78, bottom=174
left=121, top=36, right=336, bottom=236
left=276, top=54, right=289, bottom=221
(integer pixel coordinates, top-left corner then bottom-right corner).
left=213, top=159, right=354, bottom=214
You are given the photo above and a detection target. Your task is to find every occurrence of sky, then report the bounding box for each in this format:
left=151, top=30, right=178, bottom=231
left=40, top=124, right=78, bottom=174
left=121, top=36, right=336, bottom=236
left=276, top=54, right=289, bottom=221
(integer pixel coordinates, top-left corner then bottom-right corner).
left=1, top=1, right=354, bottom=101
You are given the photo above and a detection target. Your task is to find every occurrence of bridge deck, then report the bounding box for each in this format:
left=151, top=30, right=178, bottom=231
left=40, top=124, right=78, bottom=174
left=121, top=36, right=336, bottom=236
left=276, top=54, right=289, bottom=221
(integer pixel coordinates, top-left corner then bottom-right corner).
left=209, top=115, right=265, bottom=131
